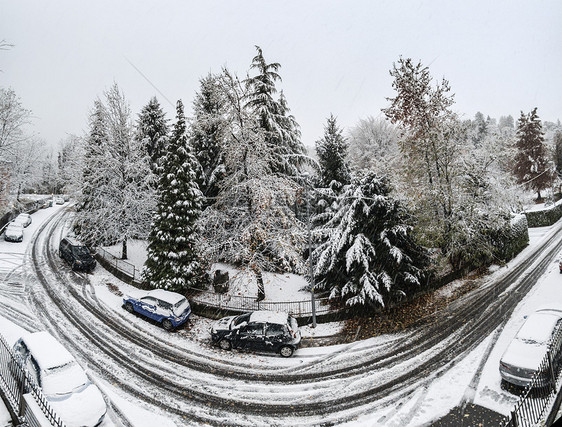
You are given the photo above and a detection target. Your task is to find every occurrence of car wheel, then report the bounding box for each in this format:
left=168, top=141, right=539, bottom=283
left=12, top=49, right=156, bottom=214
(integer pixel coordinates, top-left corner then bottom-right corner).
left=124, top=302, right=134, bottom=313
left=162, top=319, right=174, bottom=331
left=279, top=345, right=294, bottom=358
left=219, top=339, right=232, bottom=351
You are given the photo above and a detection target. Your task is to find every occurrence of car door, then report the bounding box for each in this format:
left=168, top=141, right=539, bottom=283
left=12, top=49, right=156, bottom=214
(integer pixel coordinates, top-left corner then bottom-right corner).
left=239, top=322, right=265, bottom=352
left=138, top=296, right=158, bottom=320
left=264, top=323, right=288, bottom=352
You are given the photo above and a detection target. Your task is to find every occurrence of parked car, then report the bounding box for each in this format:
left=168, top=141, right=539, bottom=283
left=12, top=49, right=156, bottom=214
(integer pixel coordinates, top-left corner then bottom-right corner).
left=14, top=213, right=31, bottom=227
left=59, top=237, right=96, bottom=272
left=4, top=223, right=24, bottom=242
left=12, top=331, right=107, bottom=427
left=499, top=308, right=562, bottom=389
left=54, top=196, right=65, bottom=205
left=210, top=310, right=301, bottom=357
left=123, top=289, right=191, bottom=331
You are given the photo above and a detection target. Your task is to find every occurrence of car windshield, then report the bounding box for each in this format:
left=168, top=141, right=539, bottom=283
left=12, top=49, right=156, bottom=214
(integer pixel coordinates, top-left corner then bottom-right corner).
left=41, top=361, right=89, bottom=396
left=172, top=297, right=189, bottom=315
left=71, top=246, right=90, bottom=256
left=233, top=313, right=251, bottom=327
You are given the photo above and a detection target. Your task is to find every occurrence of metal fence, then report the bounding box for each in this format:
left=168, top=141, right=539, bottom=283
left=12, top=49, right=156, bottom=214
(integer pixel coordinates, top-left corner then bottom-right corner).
left=96, top=247, right=143, bottom=284
left=0, top=333, right=65, bottom=427
left=188, top=287, right=333, bottom=317
left=502, top=328, right=562, bottom=427
left=96, top=248, right=340, bottom=318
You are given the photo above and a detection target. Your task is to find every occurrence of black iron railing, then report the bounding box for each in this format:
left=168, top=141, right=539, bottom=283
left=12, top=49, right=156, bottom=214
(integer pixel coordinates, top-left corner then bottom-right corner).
left=502, top=328, right=562, bottom=427
left=0, top=333, right=65, bottom=426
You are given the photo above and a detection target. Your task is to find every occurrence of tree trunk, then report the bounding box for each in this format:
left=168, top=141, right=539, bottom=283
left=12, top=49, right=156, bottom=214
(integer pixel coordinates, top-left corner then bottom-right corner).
left=252, top=265, right=265, bottom=302
left=122, top=239, right=128, bottom=260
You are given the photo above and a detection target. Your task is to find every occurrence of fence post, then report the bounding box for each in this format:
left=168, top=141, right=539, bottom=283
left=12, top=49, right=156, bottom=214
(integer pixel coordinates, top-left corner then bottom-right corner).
left=18, top=370, right=26, bottom=417
left=548, top=350, right=557, bottom=392
left=510, top=409, right=518, bottom=427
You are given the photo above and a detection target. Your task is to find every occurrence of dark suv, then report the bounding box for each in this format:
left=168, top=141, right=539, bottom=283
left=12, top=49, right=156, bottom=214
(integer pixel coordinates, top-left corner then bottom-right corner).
left=210, top=310, right=301, bottom=357
left=59, top=237, right=96, bottom=272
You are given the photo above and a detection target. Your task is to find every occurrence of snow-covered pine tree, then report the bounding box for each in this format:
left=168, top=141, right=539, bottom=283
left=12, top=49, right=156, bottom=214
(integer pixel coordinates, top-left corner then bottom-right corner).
left=136, top=96, right=169, bottom=172
left=75, top=100, right=110, bottom=246
left=143, top=100, right=207, bottom=292
left=244, top=46, right=306, bottom=177
left=200, top=69, right=305, bottom=300
left=513, top=108, right=552, bottom=200
left=189, top=73, right=227, bottom=207
left=75, top=84, right=154, bottom=255
left=312, top=172, right=429, bottom=309
left=315, top=114, right=350, bottom=191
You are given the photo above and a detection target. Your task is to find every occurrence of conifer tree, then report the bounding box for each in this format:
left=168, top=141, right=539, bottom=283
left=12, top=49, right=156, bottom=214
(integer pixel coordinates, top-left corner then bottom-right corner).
left=76, top=84, right=154, bottom=257
left=312, top=172, right=429, bottom=309
left=513, top=108, right=552, bottom=199
left=190, top=73, right=227, bottom=207
left=315, top=114, right=350, bottom=191
left=136, top=96, right=169, bottom=172
left=143, top=100, right=206, bottom=292
left=245, top=46, right=306, bottom=177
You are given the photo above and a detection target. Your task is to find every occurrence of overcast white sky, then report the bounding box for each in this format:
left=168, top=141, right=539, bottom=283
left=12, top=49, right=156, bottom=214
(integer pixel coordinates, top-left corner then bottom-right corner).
left=1, top=0, right=561, bottom=148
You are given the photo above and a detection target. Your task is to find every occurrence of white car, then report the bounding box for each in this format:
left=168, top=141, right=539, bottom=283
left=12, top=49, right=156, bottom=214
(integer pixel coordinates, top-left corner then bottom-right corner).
left=54, top=196, right=65, bottom=205
left=13, top=331, right=107, bottom=427
left=4, top=223, right=24, bottom=242
left=500, top=308, right=562, bottom=388
left=14, top=213, right=31, bottom=227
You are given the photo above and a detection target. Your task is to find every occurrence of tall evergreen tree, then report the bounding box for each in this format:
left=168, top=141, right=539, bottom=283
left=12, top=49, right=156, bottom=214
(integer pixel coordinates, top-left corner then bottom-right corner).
left=76, top=84, right=154, bottom=256
left=312, top=172, right=429, bottom=309
left=199, top=69, right=305, bottom=301
left=190, top=73, right=227, bottom=206
left=315, top=114, right=350, bottom=191
left=244, top=46, right=306, bottom=177
left=136, top=96, right=169, bottom=172
left=143, top=100, right=206, bottom=292
left=513, top=108, right=552, bottom=199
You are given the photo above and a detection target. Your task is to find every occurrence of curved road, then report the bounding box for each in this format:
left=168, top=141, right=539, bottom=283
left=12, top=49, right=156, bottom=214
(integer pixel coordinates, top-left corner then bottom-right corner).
left=20, top=206, right=562, bottom=425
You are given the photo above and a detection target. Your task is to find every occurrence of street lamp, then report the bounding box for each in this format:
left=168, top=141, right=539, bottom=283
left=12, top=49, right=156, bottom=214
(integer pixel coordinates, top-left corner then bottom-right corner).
left=303, top=172, right=317, bottom=328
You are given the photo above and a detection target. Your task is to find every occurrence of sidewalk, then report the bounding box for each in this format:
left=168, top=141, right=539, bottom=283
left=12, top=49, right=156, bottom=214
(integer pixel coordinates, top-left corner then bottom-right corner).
left=431, top=403, right=506, bottom=426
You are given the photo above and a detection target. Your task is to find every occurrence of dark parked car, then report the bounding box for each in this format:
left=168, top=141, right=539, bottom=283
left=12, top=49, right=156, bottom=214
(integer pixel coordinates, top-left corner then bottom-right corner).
left=210, top=310, right=301, bottom=357
left=500, top=308, right=562, bottom=389
left=59, top=237, right=96, bottom=272
left=122, top=289, right=191, bottom=331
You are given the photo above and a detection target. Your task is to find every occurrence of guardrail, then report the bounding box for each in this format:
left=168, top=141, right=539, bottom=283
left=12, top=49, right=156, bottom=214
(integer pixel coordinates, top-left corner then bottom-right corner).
left=0, top=333, right=65, bottom=427
left=502, top=328, right=562, bottom=426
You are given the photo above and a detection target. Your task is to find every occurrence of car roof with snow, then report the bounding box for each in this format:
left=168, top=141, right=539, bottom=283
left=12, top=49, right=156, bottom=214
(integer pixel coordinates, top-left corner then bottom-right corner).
left=146, top=289, right=186, bottom=304
left=6, top=223, right=23, bottom=229
left=20, top=331, right=75, bottom=370
left=249, top=311, right=290, bottom=325
left=62, top=236, right=85, bottom=246
left=515, top=309, right=562, bottom=343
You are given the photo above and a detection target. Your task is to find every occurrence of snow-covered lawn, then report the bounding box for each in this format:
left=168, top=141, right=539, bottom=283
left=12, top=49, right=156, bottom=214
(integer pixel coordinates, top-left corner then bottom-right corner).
left=102, top=239, right=315, bottom=302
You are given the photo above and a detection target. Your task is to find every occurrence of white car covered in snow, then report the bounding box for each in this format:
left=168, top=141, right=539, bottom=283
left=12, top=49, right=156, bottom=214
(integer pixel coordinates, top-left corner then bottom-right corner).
left=12, top=331, right=107, bottom=427
left=4, top=223, right=24, bottom=242
left=14, top=213, right=32, bottom=227
left=499, top=308, right=562, bottom=389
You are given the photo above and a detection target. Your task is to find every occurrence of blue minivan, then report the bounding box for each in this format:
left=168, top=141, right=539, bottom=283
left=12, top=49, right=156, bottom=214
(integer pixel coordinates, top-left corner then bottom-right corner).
left=122, top=289, right=191, bottom=331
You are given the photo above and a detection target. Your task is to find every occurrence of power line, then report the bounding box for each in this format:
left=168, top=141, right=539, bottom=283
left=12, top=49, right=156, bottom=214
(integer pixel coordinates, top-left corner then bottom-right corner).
left=124, top=56, right=175, bottom=108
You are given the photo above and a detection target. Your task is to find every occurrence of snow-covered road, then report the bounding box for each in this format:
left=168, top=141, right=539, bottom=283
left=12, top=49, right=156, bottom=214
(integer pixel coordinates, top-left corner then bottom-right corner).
left=1, top=204, right=562, bottom=426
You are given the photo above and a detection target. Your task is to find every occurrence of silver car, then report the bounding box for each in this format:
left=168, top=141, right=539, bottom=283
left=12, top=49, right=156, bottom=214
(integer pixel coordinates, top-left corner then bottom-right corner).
left=4, top=223, right=24, bottom=242
left=13, top=331, right=107, bottom=426
left=500, top=308, right=562, bottom=388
